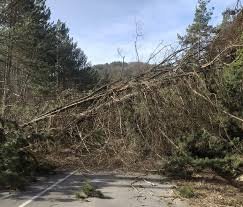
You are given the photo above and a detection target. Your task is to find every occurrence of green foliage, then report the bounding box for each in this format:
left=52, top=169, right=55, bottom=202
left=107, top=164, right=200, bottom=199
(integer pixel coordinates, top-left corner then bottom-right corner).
left=0, top=0, right=98, bottom=106
left=185, top=130, right=233, bottom=158
left=178, top=0, right=214, bottom=46
left=0, top=171, right=28, bottom=190
left=81, top=182, right=96, bottom=196
left=75, top=181, right=105, bottom=200
left=164, top=155, right=194, bottom=178
left=0, top=123, right=33, bottom=188
left=75, top=191, right=88, bottom=199
left=222, top=47, right=243, bottom=115
left=220, top=45, right=243, bottom=140
left=178, top=0, right=215, bottom=67
left=177, top=185, right=197, bottom=198
left=165, top=129, right=242, bottom=178
left=0, top=119, right=40, bottom=189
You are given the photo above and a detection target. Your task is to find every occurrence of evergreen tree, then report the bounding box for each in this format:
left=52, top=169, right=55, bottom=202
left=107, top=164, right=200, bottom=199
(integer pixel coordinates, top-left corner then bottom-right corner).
left=52, top=20, right=98, bottom=90
left=0, top=0, right=98, bottom=115
left=178, top=0, right=215, bottom=65
left=0, top=0, right=52, bottom=103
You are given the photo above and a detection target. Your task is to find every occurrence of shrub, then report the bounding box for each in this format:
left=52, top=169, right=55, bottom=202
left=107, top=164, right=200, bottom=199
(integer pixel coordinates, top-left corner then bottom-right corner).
left=0, top=119, right=39, bottom=189
left=221, top=45, right=243, bottom=141
left=177, top=185, right=197, bottom=198
left=165, top=129, right=242, bottom=178
left=75, top=181, right=105, bottom=199
left=222, top=48, right=243, bottom=115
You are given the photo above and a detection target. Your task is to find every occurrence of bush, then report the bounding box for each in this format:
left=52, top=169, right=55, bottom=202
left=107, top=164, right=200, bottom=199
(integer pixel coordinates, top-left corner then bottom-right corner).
left=165, top=129, right=242, bottom=178
left=0, top=119, right=39, bottom=189
left=221, top=46, right=243, bottom=141
left=177, top=185, right=197, bottom=198
left=75, top=181, right=105, bottom=199
left=222, top=48, right=243, bottom=115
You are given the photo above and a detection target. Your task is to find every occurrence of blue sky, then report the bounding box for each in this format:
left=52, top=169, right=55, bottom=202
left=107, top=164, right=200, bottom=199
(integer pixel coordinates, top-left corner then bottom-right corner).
left=46, top=0, right=237, bottom=65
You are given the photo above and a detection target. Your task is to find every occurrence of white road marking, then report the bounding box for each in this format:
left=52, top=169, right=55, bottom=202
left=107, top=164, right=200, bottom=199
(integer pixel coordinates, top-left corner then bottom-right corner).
left=18, top=170, right=78, bottom=207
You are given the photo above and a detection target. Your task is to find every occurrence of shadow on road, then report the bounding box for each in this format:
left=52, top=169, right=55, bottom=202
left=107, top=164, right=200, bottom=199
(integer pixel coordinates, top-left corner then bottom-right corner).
left=0, top=171, right=184, bottom=207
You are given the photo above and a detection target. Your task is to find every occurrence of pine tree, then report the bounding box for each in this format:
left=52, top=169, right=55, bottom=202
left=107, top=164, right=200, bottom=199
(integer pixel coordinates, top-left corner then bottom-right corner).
left=52, top=20, right=97, bottom=90
left=0, top=0, right=53, bottom=112
left=178, top=0, right=215, bottom=66
left=0, top=0, right=98, bottom=113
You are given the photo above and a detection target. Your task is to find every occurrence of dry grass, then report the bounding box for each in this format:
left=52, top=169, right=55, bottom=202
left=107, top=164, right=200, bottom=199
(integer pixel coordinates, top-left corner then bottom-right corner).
left=176, top=173, right=243, bottom=207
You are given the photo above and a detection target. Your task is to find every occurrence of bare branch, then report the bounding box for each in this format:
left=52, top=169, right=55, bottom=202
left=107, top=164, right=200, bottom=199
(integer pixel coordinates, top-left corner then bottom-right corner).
left=201, top=44, right=243, bottom=68
left=134, top=19, right=143, bottom=63
left=117, top=48, right=126, bottom=78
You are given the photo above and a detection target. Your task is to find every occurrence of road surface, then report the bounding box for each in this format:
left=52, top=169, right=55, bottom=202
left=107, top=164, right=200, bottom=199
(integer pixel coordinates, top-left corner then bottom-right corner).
left=0, top=171, right=188, bottom=207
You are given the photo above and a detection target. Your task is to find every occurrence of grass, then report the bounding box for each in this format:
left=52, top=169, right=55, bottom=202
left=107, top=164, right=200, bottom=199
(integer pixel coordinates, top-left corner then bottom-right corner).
left=75, top=181, right=105, bottom=200
left=177, top=185, right=197, bottom=198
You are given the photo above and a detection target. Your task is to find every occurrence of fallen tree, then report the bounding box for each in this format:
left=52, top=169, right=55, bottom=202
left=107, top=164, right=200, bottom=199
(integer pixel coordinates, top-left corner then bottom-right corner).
left=3, top=9, right=243, bottom=184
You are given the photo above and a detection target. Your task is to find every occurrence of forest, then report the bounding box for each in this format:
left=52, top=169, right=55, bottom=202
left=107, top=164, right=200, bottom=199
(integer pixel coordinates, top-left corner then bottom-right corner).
left=0, top=0, right=243, bottom=206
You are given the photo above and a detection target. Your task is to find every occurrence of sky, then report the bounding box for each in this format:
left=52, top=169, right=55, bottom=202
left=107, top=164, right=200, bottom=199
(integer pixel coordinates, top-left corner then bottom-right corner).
left=46, top=0, right=237, bottom=65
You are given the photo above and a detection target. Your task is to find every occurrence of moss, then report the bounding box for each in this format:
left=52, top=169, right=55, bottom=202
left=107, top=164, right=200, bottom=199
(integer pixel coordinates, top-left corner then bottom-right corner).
left=75, top=181, right=105, bottom=200
left=177, top=185, right=197, bottom=198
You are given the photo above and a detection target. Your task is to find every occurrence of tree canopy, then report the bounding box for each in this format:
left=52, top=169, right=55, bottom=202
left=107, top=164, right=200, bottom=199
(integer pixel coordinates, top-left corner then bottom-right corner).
left=178, top=0, right=215, bottom=65
left=0, top=0, right=98, bottom=116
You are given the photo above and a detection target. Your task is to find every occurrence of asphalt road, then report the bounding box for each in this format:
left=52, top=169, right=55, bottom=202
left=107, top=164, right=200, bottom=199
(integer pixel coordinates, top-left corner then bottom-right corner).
left=0, top=171, right=188, bottom=207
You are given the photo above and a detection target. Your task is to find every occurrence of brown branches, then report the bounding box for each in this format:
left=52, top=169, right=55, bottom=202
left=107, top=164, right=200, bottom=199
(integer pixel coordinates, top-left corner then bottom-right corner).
left=22, top=43, right=243, bottom=130
left=21, top=81, right=129, bottom=127
left=202, top=44, right=243, bottom=69
left=189, top=84, right=243, bottom=124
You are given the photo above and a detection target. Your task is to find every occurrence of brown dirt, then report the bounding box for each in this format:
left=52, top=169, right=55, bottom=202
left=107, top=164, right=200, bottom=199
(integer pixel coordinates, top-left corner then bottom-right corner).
left=176, top=174, right=243, bottom=207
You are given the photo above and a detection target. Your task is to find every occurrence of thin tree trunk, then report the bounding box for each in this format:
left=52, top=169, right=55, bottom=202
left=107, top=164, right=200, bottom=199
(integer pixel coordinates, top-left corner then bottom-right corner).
left=1, top=63, right=8, bottom=117
left=2, top=0, right=14, bottom=117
